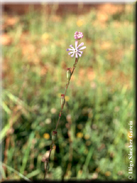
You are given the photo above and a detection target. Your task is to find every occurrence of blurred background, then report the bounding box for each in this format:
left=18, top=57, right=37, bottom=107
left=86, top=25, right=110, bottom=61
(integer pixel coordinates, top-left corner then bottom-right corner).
left=1, top=2, right=135, bottom=181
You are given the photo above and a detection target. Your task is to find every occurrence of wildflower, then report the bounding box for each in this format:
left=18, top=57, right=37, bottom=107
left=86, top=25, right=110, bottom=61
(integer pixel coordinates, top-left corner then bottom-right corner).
left=76, top=20, right=84, bottom=27
left=65, top=96, right=69, bottom=102
left=45, top=118, right=51, bottom=124
left=43, top=133, right=50, bottom=139
left=74, top=31, right=83, bottom=40
left=66, top=41, right=86, bottom=58
left=76, top=132, right=83, bottom=138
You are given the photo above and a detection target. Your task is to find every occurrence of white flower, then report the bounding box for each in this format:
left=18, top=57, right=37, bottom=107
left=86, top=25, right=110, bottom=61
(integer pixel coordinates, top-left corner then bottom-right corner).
left=66, top=41, right=86, bottom=58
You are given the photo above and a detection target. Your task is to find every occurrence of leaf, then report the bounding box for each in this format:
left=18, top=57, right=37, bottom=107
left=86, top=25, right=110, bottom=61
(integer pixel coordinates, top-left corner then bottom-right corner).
left=0, top=162, right=30, bottom=182
left=20, top=133, right=35, bottom=174
left=2, top=102, right=11, bottom=114
left=27, top=169, right=40, bottom=178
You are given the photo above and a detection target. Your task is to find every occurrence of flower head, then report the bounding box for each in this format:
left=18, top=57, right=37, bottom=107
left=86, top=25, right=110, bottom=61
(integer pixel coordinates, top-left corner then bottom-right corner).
left=43, top=133, right=50, bottom=139
left=74, top=31, right=83, bottom=40
left=66, top=41, right=86, bottom=58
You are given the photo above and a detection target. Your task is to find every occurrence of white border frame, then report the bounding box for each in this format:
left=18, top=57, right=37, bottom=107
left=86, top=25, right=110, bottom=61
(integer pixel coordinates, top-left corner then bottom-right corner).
left=0, top=0, right=135, bottom=181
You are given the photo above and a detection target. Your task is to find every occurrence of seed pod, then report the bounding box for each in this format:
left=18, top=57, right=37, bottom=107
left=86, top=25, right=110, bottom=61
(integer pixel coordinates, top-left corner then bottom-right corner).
left=61, top=94, right=65, bottom=107
left=67, top=68, right=71, bottom=80
left=52, top=130, right=57, bottom=141
left=45, top=160, right=50, bottom=170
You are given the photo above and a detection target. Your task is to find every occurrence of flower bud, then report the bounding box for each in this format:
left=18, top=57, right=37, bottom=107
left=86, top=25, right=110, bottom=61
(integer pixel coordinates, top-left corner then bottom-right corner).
left=67, top=68, right=71, bottom=80
left=61, top=94, right=65, bottom=107
left=52, top=130, right=57, bottom=141
left=74, top=31, right=83, bottom=40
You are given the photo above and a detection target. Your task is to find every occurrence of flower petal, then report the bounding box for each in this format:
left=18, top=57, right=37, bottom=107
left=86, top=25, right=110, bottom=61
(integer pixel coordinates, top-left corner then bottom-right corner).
left=75, top=52, right=78, bottom=58
left=68, top=52, right=74, bottom=55
left=78, top=50, right=83, bottom=54
left=69, top=45, right=74, bottom=48
left=71, top=53, right=75, bottom=57
left=75, top=40, right=78, bottom=48
left=78, top=53, right=82, bottom=57
left=68, top=52, right=74, bottom=57
left=67, top=48, right=75, bottom=51
left=77, top=42, right=84, bottom=48
left=79, top=46, right=86, bottom=50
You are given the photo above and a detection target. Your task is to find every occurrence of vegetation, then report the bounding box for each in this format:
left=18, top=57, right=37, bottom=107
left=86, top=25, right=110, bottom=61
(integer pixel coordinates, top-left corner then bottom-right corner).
left=1, top=3, right=135, bottom=181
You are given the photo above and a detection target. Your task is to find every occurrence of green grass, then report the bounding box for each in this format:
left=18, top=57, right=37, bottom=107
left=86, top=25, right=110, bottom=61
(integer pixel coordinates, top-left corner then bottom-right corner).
left=1, top=3, right=135, bottom=181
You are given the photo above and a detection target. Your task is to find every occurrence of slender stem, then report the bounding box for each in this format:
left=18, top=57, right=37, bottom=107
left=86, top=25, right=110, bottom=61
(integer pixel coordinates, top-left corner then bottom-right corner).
left=55, top=57, right=78, bottom=131
left=66, top=114, right=73, bottom=175
left=44, top=57, right=78, bottom=179
left=44, top=147, right=52, bottom=179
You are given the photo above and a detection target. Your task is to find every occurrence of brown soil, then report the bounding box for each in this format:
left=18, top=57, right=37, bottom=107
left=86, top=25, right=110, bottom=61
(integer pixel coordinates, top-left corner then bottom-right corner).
left=2, top=3, right=125, bottom=16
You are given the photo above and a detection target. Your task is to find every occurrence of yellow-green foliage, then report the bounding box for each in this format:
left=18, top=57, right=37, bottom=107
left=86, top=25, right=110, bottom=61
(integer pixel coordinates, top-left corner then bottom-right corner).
left=1, top=4, right=135, bottom=181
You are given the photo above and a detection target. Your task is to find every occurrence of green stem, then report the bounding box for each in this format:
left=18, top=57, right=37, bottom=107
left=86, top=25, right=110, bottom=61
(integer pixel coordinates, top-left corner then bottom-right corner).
left=44, top=57, right=78, bottom=178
